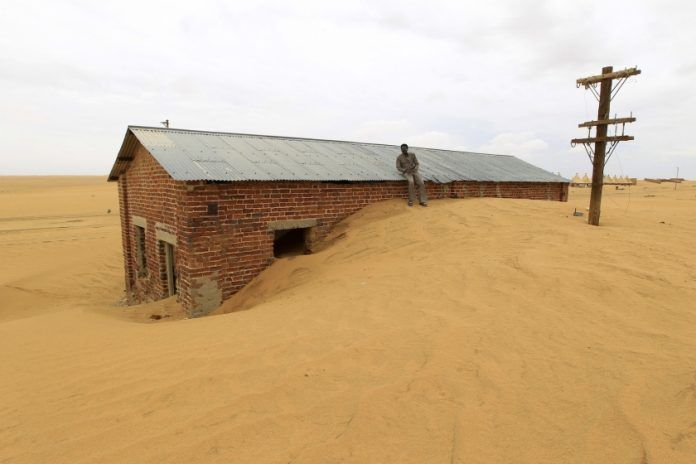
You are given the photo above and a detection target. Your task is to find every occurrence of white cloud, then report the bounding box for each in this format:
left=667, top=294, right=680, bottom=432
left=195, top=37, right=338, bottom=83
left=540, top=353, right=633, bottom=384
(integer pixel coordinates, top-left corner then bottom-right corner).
left=408, top=131, right=469, bottom=151
left=479, top=132, right=549, bottom=158
left=352, top=120, right=415, bottom=144
left=0, top=0, right=694, bottom=178
left=351, top=121, right=469, bottom=151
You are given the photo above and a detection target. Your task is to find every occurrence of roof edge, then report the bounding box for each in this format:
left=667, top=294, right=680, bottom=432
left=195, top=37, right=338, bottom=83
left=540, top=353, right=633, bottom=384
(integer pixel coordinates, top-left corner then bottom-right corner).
left=125, top=125, right=515, bottom=158
left=107, top=128, right=138, bottom=182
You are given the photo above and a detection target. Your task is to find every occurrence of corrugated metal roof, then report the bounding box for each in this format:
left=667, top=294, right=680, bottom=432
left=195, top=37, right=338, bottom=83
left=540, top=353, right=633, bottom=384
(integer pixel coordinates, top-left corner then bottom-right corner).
left=108, top=126, right=568, bottom=183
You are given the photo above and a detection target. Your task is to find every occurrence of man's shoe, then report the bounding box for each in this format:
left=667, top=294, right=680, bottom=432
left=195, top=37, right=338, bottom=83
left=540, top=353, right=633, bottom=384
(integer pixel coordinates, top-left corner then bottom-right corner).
left=408, top=201, right=413, bottom=207
left=420, top=202, right=428, bottom=207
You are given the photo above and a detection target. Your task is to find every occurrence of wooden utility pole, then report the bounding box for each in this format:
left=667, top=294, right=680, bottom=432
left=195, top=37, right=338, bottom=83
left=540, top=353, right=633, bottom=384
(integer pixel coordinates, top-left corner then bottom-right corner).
left=588, top=66, right=613, bottom=225
left=572, top=66, right=640, bottom=225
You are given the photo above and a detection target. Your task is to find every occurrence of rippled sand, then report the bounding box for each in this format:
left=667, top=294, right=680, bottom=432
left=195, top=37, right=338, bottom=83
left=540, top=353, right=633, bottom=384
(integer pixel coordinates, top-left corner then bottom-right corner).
left=1, top=176, right=695, bottom=463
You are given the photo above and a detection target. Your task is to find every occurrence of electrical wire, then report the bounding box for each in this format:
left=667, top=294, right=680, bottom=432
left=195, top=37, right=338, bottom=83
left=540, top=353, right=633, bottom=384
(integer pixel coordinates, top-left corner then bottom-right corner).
left=615, top=151, right=631, bottom=212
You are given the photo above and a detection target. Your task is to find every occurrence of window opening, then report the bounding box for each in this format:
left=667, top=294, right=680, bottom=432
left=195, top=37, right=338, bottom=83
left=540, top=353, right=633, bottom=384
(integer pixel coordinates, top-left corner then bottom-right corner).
left=273, top=228, right=308, bottom=258
left=162, top=241, right=177, bottom=296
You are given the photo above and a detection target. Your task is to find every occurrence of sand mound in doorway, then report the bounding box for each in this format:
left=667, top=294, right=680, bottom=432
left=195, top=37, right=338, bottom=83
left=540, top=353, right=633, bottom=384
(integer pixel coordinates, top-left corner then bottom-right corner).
left=2, top=177, right=696, bottom=463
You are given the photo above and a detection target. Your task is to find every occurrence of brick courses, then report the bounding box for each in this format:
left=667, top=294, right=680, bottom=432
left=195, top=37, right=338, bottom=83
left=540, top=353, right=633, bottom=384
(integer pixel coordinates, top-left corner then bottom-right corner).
left=118, top=144, right=569, bottom=316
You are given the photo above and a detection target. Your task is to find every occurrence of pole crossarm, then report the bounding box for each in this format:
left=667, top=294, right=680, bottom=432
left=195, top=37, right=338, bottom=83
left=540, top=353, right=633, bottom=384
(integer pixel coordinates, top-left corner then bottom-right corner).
left=571, top=135, right=634, bottom=145
left=578, top=117, right=636, bottom=128
left=572, top=65, right=639, bottom=226
left=576, top=67, right=641, bottom=87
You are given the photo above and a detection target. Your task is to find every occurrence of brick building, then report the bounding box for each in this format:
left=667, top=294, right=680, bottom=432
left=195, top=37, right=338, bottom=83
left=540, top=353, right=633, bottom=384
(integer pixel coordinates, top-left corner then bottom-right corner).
left=108, top=126, right=569, bottom=316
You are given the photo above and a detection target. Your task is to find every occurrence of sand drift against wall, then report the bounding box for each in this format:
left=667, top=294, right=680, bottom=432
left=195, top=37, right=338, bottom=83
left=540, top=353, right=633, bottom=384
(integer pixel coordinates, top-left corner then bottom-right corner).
left=1, top=178, right=696, bottom=463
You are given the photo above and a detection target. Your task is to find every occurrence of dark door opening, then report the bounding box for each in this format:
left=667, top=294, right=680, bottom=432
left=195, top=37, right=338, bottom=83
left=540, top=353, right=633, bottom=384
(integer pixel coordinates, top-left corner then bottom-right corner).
left=273, top=228, right=308, bottom=258
left=163, top=241, right=177, bottom=296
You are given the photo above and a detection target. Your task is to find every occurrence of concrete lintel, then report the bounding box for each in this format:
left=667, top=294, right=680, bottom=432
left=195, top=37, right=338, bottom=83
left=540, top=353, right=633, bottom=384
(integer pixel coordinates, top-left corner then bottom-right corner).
left=155, top=226, right=177, bottom=245
left=132, top=215, right=147, bottom=229
left=267, top=218, right=318, bottom=231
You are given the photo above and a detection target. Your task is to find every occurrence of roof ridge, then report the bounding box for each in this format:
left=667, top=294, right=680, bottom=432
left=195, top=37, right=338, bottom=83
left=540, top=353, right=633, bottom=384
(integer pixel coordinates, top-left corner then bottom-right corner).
left=127, top=125, right=513, bottom=157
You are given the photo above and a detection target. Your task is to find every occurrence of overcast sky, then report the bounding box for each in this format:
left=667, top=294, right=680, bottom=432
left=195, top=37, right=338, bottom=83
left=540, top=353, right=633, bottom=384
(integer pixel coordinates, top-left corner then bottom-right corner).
left=1, top=0, right=694, bottom=178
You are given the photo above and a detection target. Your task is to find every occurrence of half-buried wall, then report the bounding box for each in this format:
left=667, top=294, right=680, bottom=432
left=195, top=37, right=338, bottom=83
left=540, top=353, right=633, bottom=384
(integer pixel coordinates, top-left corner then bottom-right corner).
left=110, top=126, right=569, bottom=316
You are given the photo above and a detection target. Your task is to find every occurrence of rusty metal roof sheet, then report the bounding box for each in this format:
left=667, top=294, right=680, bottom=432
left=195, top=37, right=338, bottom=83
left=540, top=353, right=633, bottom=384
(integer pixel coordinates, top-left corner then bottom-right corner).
left=108, top=126, right=568, bottom=183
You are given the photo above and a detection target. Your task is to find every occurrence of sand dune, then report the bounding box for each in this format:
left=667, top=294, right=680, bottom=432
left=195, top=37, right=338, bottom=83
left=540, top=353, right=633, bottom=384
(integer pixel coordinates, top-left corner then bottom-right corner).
left=1, top=177, right=695, bottom=463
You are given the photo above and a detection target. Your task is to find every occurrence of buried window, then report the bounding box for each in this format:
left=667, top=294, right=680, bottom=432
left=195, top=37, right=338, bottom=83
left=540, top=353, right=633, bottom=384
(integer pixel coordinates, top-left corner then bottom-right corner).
left=134, top=225, right=147, bottom=276
left=273, top=228, right=308, bottom=258
left=160, top=241, right=177, bottom=296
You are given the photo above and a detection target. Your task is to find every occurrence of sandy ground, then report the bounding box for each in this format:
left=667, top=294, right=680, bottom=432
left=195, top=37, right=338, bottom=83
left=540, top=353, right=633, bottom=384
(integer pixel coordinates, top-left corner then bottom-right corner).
left=1, top=176, right=695, bottom=463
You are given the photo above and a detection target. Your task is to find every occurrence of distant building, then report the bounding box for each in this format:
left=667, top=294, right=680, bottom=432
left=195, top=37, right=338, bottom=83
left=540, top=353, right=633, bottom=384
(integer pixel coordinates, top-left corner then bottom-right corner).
left=570, top=173, right=591, bottom=187
left=570, top=173, right=635, bottom=187
left=108, top=126, right=569, bottom=316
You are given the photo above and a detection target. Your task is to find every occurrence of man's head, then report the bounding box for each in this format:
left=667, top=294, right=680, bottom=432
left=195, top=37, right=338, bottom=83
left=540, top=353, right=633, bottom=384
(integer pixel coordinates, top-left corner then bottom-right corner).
left=400, top=143, right=408, bottom=154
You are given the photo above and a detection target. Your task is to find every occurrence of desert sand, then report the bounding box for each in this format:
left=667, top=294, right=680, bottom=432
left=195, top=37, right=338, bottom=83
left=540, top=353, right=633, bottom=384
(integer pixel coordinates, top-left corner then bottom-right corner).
left=1, top=176, right=695, bottom=463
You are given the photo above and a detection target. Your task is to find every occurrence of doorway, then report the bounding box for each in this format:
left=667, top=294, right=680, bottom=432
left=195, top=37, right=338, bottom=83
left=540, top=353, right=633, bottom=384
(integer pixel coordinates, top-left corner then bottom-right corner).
left=162, top=241, right=177, bottom=296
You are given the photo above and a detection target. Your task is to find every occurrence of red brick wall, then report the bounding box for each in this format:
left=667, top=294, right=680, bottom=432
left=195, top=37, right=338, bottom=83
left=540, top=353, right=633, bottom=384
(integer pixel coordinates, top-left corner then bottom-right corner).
left=117, top=146, right=186, bottom=302
left=117, top=175, right=131, bottom=294
left=179, top=179, right=568, bottom=315
left=116, top=143, right=568, bottom=316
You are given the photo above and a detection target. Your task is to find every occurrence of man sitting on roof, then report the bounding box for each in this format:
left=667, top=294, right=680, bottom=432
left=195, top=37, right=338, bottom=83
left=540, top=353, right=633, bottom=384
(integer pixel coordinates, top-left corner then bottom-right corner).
left=396, top=143, right=428, bottom=207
